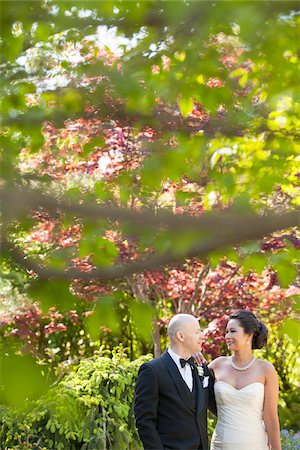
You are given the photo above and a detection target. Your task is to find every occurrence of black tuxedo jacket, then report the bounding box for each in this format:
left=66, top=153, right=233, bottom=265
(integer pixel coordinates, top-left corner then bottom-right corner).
left=134, top=351, right=217, bottom=450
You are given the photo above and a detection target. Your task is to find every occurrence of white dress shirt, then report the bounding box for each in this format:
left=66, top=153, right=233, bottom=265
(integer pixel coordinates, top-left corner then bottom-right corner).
left=167, top=347, right=193, bottom=391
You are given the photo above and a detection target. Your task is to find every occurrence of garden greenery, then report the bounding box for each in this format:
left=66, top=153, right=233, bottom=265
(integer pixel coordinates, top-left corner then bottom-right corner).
left=0, top=1, right=299, bottom=446
left=0, top=349, right=150, bottom=449
left=1, top=341, right=299, bottom=449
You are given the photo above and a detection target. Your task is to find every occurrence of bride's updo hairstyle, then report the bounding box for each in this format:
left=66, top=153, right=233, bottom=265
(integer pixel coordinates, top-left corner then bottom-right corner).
left=230, top=310, right=268, bottom=349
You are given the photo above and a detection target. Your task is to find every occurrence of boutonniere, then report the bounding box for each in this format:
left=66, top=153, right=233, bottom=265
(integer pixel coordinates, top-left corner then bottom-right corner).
left=196, top=365, right=204, bottom=377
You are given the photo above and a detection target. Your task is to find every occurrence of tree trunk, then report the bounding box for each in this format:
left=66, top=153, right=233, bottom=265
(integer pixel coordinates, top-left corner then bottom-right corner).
left=152, top=317, right=161, bottom=357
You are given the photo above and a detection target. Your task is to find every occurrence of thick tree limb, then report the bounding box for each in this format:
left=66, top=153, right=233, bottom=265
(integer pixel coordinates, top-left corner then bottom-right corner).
left=2, top=186, right=299, bottom=233
left=1, top=186, right=299, bottom=281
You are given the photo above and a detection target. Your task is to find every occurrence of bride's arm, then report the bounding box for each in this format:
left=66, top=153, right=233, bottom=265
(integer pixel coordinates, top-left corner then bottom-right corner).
left=263, top=362, right=281, bottom=450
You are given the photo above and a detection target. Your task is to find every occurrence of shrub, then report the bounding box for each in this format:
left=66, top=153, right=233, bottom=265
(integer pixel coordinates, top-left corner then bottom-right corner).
left=256, top=330, right=300, bottom=432
left=0, top=348, right=150, bottom=449
left=1, top=347, right=299, bottom=449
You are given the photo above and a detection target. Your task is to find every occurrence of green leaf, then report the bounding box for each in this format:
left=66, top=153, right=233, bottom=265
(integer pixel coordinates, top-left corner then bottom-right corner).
left=59, top=88, right=83, bottom=114
left=34, top=22, right=53, bottom=41
left=86, top=296, right=120, bottom=339
left=279, top=319, right=300, bottom=345
left=131, top=301, right=154, bottom=341
left=0, top=353, right=46, bottom=406
left=273, top=261, right=297, bottom=288
left=293, top=295, right=300, bottom=311
left=270, top=249, right=298, bottom=288
left=82, top=137, right=105, bottom=158
left=222, top=173, right=235, bottom=195
left=28, top=280, right=77, bottom=312
left=242, top=254, right=267, bottom=273
left=240, top=241, right=260, bottom=255
left=92, top=237, right=119, bottom=266
left=178, top=96, right=194, bottom=117
left=2, top=34, right=24, bottom=61
left=47, top=248, right=74, bottom=270
left=94, top=181, right=114, bottom=201
left=64, top=187, right=81, bottom=201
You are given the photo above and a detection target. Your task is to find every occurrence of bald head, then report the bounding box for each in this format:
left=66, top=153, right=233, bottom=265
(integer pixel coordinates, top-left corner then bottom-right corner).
left=167, top=314, right=202, bottom=357
left=168, top=314, right=199, bottom=341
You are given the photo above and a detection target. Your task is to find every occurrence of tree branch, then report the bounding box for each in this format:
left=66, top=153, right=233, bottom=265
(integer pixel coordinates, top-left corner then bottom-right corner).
left=1, top=186, right=299, bottom=281
left=2, top=186, right=299, bottom=234
left=187, top=262, right=211, bottom=314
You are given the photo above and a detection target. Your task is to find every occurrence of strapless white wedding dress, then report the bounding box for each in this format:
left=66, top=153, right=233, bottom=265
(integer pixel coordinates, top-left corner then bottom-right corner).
left=210, top=381, right=269, bottom=450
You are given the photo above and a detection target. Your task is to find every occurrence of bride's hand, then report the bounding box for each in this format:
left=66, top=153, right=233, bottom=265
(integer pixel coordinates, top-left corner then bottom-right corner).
left=192, top=351, right=207, bottom=365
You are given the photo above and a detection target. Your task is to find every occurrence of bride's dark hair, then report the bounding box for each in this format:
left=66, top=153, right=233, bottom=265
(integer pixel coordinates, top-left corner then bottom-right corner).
left=230, top=310, right=268, bottom=349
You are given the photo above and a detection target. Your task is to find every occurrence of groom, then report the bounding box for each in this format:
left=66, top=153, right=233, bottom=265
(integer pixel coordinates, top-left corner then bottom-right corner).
left=134, top=313, right=216, bottom=450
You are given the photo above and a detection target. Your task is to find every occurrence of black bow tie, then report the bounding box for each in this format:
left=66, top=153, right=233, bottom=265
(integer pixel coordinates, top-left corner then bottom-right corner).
left=180, top=356, right=195, bottom=368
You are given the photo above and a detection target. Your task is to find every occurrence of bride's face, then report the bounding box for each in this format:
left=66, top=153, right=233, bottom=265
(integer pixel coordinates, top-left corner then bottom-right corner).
left=225, top=319, right=250, bottom=351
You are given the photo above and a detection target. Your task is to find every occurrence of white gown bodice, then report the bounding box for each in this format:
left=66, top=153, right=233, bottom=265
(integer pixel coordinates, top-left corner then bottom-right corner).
left=210, top=381, right=269, bottom=450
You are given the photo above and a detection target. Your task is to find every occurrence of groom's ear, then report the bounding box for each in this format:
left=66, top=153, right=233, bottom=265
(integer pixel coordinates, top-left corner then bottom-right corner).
left=176, top=330, right=184, bottom=342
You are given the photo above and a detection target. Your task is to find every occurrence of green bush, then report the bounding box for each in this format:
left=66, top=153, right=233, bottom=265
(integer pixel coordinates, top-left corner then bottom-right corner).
left=1, top=341, right=298, bottom=449
left=256, top=330, right=300, bottom=432
left=0, top=348, right=151, bottom=449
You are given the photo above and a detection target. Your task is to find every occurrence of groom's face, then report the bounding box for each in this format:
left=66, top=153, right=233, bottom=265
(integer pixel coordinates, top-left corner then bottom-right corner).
left=182, top=319, right=203, bottom=354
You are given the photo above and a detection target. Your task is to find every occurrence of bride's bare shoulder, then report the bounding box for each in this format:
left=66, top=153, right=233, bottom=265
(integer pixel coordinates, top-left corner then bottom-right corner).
left=256, top=358, right=276, bottom=372
left=209, top=356, right=229, bottom=369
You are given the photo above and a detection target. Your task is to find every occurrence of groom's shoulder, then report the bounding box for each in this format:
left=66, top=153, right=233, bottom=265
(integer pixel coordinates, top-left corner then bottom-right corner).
left=147, top=352, right=167, bottom=366
left=141, top=352, right=168, bottom=370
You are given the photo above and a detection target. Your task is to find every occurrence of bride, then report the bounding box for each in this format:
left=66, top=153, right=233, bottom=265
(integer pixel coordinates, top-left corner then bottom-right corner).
left=208, top=310, right=281, bottom=450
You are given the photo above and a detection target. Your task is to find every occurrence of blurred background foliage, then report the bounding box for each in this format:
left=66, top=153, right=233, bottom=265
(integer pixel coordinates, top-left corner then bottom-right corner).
left=0, top=0, right=299, bottom=447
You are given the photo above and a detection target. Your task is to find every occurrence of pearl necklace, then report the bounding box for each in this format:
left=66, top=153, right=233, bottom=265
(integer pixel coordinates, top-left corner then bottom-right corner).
left=230, top=355, right=256, bottom=371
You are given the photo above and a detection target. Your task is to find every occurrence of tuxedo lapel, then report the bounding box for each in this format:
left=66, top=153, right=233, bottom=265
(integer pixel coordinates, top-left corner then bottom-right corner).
left=194, top=370, right=205, bottom=414
left=196, top=363, right=213, bottom=414
left=161, top=351, right=195, bottom=412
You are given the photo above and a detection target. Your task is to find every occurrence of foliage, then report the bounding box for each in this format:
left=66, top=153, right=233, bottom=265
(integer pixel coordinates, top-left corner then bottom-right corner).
left=0, top=348, right=150, bottom=449
left=0, top=0, right=299, bottom=284
left=0, top=0, right=299, bottom=405
left=1, top=259, right=298, bottom=371
left=0, top=345, right=298, bottom=450
left=134, top=258, right=298, bottom=355
left=0, top=280, right=154, bottom=384
left=261, top=331, right=300, bottom=432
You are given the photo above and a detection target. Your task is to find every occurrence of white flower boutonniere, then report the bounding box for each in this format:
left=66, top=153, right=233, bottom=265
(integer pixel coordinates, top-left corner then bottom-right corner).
left=196, top=365, right=204, bottom=377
